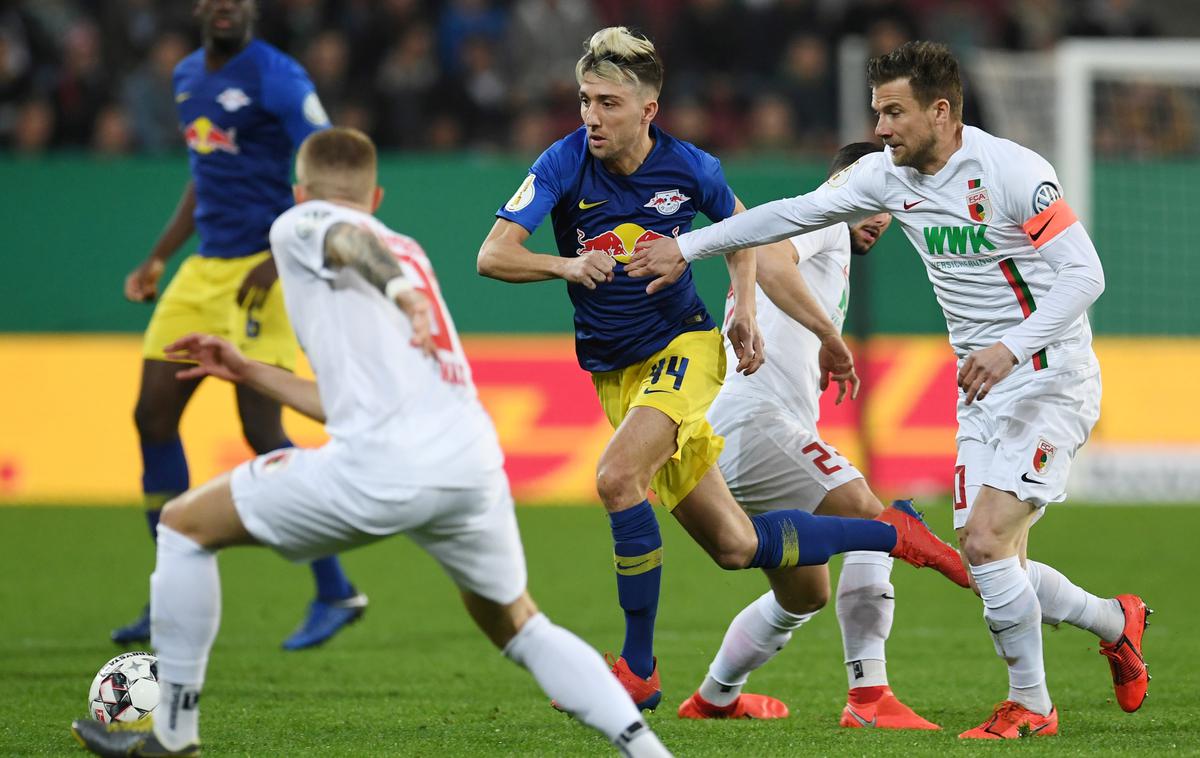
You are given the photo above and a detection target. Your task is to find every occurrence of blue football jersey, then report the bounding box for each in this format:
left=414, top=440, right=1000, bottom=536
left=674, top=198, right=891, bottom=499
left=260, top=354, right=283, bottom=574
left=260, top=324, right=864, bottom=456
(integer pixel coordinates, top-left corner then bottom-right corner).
left=174, top=39, right=329, bottom=258
left=496, top=125, right=735, bottom=372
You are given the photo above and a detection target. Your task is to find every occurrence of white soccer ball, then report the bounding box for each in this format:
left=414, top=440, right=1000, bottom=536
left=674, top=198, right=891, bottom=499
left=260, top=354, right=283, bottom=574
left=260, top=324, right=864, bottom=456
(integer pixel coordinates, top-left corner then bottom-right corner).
left=87, top=652, right=159, bottom=724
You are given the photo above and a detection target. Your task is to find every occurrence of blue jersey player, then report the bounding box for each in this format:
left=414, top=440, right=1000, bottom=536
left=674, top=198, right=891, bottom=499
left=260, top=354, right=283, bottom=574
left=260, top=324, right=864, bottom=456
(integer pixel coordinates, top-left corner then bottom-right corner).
left=479, top=26, right=969, bottom=713
left=113, top=0, right=366, bottom=651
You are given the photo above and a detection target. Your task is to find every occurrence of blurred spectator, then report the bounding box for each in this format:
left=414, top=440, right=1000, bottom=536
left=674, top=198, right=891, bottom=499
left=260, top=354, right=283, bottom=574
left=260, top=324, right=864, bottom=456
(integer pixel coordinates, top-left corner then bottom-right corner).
left=668, top=0, right=749, bottom=92
left=777, top=33, right=837, bottom=152
left=375, top=21, right=439, bottom=148
left=303, top=29, right=353, bottom=119
left=507, top=0, right=598, bottom=107
left=92, top=102, right=134, bottom=155
left=50, top=20, right=107, bottom=147
left=121, top=31, right=187, bottom=153
left=510, top=106, right=555, bottom=156
left=437, top=0, right=507, bottom=75
left=257, top=0, right=326, bottom=56
left=1066, top=0, right=1158, bottom=38
left=997, top=0, right=1065, bottom=51
left=12, top=99, right=54, bottom=154
left=744, top=0, right=823, bottom=77
left=743, top=93, right=795, bottom=155
left=660, top=95, right=713, bottom=153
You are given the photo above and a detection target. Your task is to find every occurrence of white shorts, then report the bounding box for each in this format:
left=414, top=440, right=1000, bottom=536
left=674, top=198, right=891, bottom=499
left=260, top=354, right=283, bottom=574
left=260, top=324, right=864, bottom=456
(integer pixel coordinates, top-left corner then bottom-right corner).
left=710, top=397, right=863, bottom=514
left=952, top=363, right=1102, bottom=529
left=230, top=446, right=527, bottom=605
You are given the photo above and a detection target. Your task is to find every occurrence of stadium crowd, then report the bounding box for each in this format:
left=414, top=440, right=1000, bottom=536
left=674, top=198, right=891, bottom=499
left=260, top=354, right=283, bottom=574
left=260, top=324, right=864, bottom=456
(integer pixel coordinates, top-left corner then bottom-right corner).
left=0, top=0, right=1174, bottom=157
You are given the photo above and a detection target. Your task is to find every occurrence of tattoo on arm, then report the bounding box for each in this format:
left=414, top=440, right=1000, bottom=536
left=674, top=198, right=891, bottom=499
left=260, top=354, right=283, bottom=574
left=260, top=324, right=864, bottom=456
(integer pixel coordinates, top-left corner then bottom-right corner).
left=323, top=222, right=407, bottom=294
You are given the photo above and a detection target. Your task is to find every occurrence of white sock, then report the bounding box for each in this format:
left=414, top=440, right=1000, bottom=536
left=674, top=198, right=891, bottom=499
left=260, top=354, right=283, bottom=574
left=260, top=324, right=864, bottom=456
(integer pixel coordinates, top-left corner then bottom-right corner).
left=836, top=551, right=895, bottom=689
left=150, top=525, right=220, bottom=749
left=970, top=556, right=1052, bottom=715
left=1026, top=560, right=1125, bottom=642
left=503, top=613, right=668, bottom=756
left=700, top=591, right=815, bottom=706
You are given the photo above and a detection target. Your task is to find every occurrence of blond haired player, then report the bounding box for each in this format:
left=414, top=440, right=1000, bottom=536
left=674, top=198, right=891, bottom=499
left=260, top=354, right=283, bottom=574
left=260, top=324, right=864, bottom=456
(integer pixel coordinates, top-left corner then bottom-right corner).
left=631, top=41, right=1151, bottom=739
left=71, top=128, right=672, bottom=758
left=480, top=28, right=968, bottom=712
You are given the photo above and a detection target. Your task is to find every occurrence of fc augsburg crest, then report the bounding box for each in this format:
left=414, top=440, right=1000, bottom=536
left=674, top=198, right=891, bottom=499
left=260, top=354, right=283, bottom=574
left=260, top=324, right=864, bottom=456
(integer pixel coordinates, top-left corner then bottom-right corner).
left=967, top=179, right=990, bottom=222
left=1032, top=438, right=1057, bottom=474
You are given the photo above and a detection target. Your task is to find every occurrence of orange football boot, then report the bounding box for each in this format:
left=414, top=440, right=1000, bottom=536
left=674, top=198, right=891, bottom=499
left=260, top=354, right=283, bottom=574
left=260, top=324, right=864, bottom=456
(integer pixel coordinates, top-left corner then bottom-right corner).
left=958, top=701, right=1058, bottom=739
left=678, top=690, right=789, bottom=719
left=551, top=654, right=661, bottom=713
left=1100, top=594, right=1153, bottom=713
left=839, top=686, right=940, bottom=730
left=877, top=500, right=970, bottom=588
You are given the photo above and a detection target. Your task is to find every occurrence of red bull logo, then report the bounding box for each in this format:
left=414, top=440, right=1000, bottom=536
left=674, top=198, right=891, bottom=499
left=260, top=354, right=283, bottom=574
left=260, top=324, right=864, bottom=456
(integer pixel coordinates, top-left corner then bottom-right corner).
left=184, top=116, right=239, bottom=155
left=644, top=189, right=691, bottom=216
left=576, top=223, right=679, bottom=264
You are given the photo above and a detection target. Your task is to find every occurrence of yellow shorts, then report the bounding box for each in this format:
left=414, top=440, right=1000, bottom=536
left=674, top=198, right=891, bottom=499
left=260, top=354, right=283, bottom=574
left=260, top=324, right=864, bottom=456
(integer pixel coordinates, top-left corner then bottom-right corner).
left=142, top=252, right=298, bottom=371
left=592, top=328, right=726, bottom=510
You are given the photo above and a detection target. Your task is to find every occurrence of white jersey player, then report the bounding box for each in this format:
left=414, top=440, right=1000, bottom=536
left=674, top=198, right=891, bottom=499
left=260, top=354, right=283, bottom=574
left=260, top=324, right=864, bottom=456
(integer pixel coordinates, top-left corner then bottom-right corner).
left=71, top=128, right=671, bottom=758
left=682, top=143, right=955, bottom=730
left=629, top=42, right=1150, bottom=740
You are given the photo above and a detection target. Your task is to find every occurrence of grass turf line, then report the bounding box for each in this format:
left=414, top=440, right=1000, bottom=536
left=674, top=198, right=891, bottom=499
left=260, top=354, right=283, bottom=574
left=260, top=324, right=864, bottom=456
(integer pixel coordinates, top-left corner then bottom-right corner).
left=0, top=503, right=1194, bottom=756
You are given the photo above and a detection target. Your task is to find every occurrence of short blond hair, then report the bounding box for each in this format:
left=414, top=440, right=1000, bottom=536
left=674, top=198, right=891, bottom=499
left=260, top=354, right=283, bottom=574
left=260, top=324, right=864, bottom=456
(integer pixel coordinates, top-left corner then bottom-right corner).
left=575, top=27, right=663, bottom=95
left=295, top=127, right=377, bottom=204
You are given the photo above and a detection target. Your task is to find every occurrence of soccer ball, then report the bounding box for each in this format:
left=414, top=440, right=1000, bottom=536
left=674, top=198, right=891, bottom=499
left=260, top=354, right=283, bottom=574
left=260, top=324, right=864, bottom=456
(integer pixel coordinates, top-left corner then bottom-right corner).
left=88, top=652, right=159, bottom=724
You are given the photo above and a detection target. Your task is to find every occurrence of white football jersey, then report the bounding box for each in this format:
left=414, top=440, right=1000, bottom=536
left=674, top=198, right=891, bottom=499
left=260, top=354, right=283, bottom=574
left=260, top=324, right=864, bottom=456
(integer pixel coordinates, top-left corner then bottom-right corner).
left=682, top=126, right=1098, bottom=377
left=269, top=200, right=504, bottom=494
left=718, top=224, right=850, bottom=423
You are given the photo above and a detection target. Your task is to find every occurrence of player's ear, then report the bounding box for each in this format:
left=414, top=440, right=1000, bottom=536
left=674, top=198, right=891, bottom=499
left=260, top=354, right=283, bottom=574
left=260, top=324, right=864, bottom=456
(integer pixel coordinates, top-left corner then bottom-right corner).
left=293, top=184, right=306, bottom=204
left=933, top=97, right=951, bottom=125
left=371, top=186, right=384, bottom=212
left=642, top=96, right=659, bottom=126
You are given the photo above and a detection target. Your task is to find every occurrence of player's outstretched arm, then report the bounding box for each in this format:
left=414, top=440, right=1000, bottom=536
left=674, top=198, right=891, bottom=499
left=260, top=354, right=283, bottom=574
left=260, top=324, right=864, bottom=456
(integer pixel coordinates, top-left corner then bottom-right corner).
left=723, top=197, right=765, bottom=375
left=165, top=333, right=327, bottom=422
left=323, top=222, right=437, bottom=357
left=756, top=240, right=859, bottom=403
left=478, top=218, right=615, bottom=289
left=124, top=181, right=197, bottom=302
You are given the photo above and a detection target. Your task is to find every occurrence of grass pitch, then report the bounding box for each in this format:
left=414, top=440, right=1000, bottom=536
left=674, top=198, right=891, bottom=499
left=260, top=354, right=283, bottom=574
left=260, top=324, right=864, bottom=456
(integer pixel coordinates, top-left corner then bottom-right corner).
left=0, top=503, right=1195, bottom=756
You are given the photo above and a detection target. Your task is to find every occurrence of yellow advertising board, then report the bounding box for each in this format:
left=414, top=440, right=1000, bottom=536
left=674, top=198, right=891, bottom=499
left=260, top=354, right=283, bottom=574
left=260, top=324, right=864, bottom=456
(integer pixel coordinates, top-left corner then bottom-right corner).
left=1, top=335, right=1197, bottom=504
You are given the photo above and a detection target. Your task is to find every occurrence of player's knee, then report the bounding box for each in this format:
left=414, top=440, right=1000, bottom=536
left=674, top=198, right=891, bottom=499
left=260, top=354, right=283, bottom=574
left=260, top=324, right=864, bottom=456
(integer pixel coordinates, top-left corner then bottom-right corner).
left=158, top=495, right=197, bottom=540
left=842, top=489, right=883, bottom=520
left=708, top=533, right=756, bottom=571
left=133, top=397, right=178, bottom=443
left=779, top=586, right=828, bottom=614
left=595, top=464, right=640, bottom=510
left=960, top=528, right=1005, bottom=566
left=241, top=425, right=289, bottom=456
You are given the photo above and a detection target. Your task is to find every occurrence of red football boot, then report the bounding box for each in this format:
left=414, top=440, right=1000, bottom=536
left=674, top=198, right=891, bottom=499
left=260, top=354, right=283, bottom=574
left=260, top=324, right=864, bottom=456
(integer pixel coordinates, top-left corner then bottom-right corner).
left=678, top=690, right=789, bottom=719
left=839, top=686, right=940, bottom=730
left=877, top=500, right=970, bottom=588
left=551, top=654, right=661, bottom=713
left=1100, top=594, right=1153, bottom=713
left=958, top=701, right=1058, bottom=739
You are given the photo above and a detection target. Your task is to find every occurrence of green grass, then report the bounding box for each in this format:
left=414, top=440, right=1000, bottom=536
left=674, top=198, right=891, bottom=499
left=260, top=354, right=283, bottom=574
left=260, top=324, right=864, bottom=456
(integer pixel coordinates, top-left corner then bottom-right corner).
left=0, top=504, right=1195, bottom=756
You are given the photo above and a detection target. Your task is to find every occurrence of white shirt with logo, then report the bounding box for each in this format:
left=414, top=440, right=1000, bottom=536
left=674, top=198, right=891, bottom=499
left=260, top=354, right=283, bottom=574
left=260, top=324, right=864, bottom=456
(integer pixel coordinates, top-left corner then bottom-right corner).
left=269, top=201, right=504, bottom=495
left=679, top=126, right=1104, bottom=378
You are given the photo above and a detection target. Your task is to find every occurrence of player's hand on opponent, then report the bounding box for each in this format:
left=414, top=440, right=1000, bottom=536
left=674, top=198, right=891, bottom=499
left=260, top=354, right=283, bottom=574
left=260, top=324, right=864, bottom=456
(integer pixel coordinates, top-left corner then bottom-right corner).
left=165, top=333, right=251, bottom=383
left=818, top=333, right=860, bottom=404
left=726, top=306, right=765, bottom=375
left=236, top=256, right=279, bottom=309
left=124, top=258, right=166, bottom=302
left=627, top=236, right=686, bottom=294
left=392, top=288, right=438, bottom=358
left=958, top=341, right=1017, bottom=405
left=562, top=251, right=616, bottom=290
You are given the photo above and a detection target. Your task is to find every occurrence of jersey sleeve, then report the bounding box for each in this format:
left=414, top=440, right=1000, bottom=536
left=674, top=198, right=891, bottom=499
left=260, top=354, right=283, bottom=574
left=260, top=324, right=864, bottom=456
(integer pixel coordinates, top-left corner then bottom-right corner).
left=261, top=57, right=331, bottom=149
left=993, top=143, right=1065, bottom=226
left=678, top=155, right=885, bottom=262
left=269, top=205, right=342, bottom=280
left=691, top=148, right=736, bottom=222
left=494, top=144, right=564, bottom=234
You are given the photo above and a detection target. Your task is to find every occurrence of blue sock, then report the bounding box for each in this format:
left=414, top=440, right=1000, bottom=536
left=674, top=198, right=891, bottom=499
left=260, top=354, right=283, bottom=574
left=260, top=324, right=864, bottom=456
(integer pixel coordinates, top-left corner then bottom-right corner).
left=140, top=438, right=189, bottom=543
left=748, top=510, right=897, bottom=569
left=311, top=556, right=355, bottom=602
left=609, top=500, right=662, bottom=680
